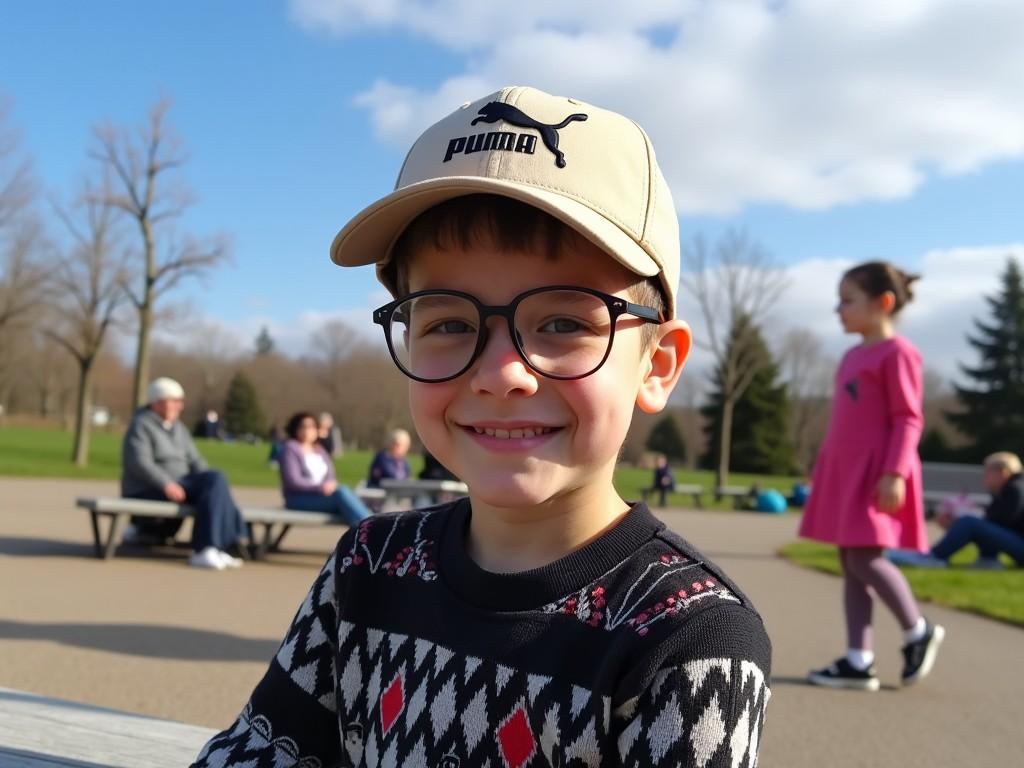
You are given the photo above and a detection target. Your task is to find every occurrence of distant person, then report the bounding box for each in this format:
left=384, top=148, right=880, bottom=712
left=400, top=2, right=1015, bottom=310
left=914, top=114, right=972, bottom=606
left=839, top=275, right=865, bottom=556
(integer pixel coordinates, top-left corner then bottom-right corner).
left=649, top=454, right=675, bottom=507
left=745, top=484, right=787, bottom=514
left=418, top=449, right=458, bottom=481
left=194, top=409, right=221, bottom=440
left=279, top=412, right=371, bottom=525
left=888, top=452, right=1024, bottom=569
left=366, top=428, right=411, bottom=488
left=800, top=261, right=944, bottom=691
left=121, top=378, right=246, bottom=570
left=316, top=412, right=343, bottom=458
left=266, top=425, right=285, bottom=468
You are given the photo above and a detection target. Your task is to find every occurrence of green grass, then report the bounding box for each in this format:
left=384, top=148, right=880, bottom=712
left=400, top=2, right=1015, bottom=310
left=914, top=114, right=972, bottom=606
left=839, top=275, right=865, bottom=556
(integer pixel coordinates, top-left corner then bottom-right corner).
left=0, top=425, right=801, bottom=509
left=780, top=540, right=1024, bottom=627
left=0, top=426, right=398, bottom=489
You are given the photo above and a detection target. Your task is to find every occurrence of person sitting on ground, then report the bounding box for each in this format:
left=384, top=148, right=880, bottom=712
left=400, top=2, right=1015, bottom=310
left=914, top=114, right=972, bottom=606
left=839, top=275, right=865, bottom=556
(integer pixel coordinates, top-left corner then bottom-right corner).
left=889, top=451, right=1024, bottom=568
left=365, top=427, right=411, bottom=488
left=316, top=411, right=344, bottom=458
left=279, top=411, right=371, bottom=525
left=121, top=377, right=247, bottom=570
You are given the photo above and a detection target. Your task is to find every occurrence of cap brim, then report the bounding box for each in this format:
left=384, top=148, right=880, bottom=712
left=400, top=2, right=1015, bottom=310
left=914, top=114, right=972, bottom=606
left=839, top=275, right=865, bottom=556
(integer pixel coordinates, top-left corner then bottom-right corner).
left=330, top=176, right=664, bottom=298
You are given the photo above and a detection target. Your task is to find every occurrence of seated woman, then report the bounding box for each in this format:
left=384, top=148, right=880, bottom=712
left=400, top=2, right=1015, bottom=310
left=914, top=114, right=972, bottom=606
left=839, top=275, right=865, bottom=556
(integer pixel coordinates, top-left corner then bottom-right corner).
left=889, top=452, right=1024, bottom=568
left=279, top=411, right=371, bottom=525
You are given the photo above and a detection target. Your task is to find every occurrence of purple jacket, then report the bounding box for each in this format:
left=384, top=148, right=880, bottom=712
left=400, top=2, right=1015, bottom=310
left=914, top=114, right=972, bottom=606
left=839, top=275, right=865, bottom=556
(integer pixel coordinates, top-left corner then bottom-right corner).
left=279, top=440, right=336, bottom=495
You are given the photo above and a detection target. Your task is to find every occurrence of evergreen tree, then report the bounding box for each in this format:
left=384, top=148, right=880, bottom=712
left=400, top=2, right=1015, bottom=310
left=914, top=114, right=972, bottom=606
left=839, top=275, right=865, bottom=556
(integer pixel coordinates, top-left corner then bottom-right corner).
left=223, top=372, right=266, bottom=437
left=702, top=316, right=796, bottom=475
left=255, top=326, right=275, bottom=356
left=948, top=258, right=1024, bottom=460
left=646, top=414, right=687, bottom=463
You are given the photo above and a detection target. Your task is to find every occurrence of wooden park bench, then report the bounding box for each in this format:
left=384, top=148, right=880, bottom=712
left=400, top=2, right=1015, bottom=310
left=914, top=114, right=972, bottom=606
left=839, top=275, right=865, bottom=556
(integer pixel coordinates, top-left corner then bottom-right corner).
left=76, top=489, right=386, bottom=561
left=640, top=482, right=704, bottom=508
left=0, top=685, right=215, bottom=767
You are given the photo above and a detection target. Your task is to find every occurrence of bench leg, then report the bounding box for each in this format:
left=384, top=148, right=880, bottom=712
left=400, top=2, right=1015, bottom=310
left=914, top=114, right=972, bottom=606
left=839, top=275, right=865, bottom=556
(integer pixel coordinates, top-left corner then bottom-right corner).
left=102, top=513, right=127, bottom=560
left=270, top=524, right=291, bottom=552
left=248, top=523, right=274, bottom=560
left=89, top=511, right=104, bottom=559
left=692, top=493, right=703, bottom=509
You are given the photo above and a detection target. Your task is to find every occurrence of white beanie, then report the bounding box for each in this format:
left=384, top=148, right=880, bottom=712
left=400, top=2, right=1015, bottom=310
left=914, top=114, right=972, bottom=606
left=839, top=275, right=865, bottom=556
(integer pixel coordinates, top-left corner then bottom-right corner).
left=146, top=377, right=185, bottom=404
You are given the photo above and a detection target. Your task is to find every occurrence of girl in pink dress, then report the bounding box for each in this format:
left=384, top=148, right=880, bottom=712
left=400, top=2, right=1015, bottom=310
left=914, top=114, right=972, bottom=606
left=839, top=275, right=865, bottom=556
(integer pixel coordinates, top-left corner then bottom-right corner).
left=801, top=261, right=945, bottom=691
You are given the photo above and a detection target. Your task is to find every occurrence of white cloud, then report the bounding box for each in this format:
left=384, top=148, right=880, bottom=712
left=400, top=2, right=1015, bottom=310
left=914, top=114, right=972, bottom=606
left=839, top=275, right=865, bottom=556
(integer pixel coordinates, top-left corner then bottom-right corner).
left=293, top=0, right=1024, bottom=213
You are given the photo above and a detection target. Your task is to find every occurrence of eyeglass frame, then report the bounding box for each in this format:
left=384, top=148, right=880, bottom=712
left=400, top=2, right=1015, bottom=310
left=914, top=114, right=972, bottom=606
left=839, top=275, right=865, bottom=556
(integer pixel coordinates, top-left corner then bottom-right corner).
left=372, top=285, right=663, bottom=384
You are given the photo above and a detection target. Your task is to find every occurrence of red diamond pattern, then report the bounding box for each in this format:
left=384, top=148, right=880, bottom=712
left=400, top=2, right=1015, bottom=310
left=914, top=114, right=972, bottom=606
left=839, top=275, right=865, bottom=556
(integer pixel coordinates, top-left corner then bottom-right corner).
left=380, top=672, right=404, bottom=735
left=497, top=706, right=536, bottom=768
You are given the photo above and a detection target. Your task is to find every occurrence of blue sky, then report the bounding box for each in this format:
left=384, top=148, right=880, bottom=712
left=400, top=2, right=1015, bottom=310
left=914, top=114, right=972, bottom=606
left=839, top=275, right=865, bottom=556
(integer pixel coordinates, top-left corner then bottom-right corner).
left=3, top=1, right=1023, bottom=379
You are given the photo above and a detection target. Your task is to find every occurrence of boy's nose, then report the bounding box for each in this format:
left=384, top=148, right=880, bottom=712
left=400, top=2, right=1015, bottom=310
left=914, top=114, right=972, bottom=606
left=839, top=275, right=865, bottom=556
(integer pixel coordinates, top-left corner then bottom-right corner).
left=468, top=319, right=539, bottom=397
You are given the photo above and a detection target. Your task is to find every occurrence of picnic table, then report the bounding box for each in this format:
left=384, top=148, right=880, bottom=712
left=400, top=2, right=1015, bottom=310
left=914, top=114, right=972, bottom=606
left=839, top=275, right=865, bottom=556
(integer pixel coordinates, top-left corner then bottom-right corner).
left=378, top=477, right=469, bottom=509
left=0, top=687, right=215, bottom=767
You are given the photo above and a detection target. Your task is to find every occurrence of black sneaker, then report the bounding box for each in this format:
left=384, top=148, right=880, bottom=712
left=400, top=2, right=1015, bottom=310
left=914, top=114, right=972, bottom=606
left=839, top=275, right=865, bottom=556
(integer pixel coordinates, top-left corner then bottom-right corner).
left=807, top=658, right=880, bottom=691
left=901, top=620, right=945, bottom=685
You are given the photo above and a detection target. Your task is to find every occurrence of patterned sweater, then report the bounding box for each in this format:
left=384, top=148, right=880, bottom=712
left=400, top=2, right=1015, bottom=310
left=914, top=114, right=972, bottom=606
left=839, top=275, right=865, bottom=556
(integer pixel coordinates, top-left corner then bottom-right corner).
left=192, top=500, right=771, bottom=767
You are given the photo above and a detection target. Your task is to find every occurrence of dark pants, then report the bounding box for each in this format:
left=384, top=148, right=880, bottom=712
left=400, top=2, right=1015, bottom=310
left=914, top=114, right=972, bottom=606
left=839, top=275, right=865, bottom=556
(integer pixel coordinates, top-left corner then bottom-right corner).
left=284, top=486, right=372, bottom=526
left=130, top=470, right=246, bottom=552
left=931, top=516, right=1024, bottom=565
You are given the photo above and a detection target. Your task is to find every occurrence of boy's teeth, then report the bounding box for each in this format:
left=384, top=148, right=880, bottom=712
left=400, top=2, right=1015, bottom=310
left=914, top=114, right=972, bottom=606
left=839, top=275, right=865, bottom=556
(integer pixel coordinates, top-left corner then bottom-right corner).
left=473, top=426, right=552, bottom=439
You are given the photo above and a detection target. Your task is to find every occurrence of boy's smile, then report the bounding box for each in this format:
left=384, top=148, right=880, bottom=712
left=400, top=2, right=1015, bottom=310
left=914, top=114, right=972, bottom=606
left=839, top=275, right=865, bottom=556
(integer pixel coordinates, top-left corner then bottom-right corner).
left=405, top=235, right=664, bottom=515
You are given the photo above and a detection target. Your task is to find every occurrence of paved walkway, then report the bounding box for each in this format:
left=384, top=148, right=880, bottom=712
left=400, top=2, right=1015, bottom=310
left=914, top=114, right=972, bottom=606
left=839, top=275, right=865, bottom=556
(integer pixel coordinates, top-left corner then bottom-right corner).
left=0, top=477, right=1017, bottom=765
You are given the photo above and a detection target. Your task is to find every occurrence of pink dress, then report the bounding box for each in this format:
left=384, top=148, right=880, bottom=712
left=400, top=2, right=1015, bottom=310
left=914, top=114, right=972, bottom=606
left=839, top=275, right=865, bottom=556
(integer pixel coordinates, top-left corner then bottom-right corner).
left=799, top=336, right=929, bottom=550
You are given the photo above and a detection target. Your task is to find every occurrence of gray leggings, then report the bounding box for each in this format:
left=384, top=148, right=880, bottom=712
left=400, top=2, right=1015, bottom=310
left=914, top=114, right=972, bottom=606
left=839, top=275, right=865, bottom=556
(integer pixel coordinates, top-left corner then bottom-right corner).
left=840, top=547, right=921, bottom=650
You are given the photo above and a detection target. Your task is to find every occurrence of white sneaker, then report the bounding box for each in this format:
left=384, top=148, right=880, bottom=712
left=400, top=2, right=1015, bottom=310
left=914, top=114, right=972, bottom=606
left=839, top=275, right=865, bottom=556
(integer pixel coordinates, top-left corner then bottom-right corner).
left=188, top=547, right=227, bottom=570
left=217, top=550, right=244, bottom=569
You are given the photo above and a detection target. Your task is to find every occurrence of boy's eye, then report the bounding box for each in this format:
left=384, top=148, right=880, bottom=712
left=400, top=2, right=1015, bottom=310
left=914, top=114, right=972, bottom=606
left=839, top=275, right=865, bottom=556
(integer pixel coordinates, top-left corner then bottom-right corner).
left=539, top=317, right=588, bottom=334
left=425, top=319, right=475, bottom=335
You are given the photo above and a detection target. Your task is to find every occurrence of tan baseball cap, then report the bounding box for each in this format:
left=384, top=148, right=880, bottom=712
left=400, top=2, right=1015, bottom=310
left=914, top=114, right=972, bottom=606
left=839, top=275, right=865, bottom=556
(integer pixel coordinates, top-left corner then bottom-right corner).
left=331, top=85, right=680, bottom=318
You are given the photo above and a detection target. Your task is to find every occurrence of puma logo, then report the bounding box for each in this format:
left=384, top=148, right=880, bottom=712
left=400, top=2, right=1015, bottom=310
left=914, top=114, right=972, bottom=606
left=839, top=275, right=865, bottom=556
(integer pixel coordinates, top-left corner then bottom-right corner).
left=470, top=101, right=588, bottom=167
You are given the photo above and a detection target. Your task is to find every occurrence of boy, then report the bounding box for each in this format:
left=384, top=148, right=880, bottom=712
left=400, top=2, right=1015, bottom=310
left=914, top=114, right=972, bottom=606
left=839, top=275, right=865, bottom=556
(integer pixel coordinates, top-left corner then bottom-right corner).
left=193, top=86, right=770, bottom=767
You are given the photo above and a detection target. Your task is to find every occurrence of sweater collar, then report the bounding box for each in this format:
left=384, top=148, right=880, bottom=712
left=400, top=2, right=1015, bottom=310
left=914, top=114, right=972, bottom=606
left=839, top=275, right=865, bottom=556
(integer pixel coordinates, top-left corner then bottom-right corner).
left=439, top=497, right=664, bottom=611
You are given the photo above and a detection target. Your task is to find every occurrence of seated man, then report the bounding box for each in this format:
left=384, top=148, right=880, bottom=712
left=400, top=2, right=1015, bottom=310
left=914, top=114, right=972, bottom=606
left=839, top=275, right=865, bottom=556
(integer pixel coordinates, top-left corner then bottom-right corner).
left=121, top=377, right=247, bottom=570
left=890, top=452, right=1024, bottom=568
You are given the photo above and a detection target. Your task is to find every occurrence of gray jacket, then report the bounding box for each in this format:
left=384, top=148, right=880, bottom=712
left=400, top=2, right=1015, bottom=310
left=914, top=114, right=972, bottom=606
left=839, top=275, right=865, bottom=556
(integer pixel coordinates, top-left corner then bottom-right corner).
left=121, top=407, right=209, bottom=496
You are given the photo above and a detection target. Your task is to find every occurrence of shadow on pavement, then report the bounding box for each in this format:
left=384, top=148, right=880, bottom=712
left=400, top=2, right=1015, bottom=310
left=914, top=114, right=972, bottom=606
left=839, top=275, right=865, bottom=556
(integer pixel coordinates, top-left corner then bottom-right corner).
left=0, top=536, right=95, bottom=558
left=0, top=619, right=279, bottom=662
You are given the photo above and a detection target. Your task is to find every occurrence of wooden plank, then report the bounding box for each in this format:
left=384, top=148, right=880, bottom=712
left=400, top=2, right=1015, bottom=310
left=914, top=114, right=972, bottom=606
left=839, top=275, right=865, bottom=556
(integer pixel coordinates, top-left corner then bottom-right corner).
left=0, top=688, right=215, bottom=768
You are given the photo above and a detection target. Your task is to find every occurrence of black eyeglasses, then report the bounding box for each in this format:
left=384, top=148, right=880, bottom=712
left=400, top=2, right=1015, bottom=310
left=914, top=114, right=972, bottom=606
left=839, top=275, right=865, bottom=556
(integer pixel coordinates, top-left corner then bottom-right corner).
left=373, top=285, right=662, bottom=383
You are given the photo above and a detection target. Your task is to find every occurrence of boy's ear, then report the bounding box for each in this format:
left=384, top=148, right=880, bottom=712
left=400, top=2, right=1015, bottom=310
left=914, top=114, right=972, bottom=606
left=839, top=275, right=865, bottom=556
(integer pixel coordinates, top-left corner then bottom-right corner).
left=636, top=320, right=691, bottom=414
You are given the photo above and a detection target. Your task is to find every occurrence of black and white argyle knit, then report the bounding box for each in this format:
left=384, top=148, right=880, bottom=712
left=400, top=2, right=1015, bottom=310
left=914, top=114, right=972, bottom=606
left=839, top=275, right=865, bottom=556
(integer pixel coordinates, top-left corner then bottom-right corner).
left=192, top=500, right=771, bottom=767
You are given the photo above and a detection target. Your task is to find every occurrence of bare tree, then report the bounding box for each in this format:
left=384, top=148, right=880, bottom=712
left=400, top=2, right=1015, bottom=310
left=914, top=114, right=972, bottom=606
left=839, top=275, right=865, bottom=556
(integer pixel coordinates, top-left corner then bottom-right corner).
left=0, top=219, right=50, bottom=340
left=681, top=230, right=788, bottom=486
left=0, top=96, right=35, bottom=230
left=310, top=318, right=360, bottom=401
left=92, top=98, right=228, bottom=408
left=47, top=178, right=130, bottom=465
left=777, top=328, right=835, bottom=473
left=0, top=97, right=49, bottom=362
